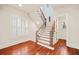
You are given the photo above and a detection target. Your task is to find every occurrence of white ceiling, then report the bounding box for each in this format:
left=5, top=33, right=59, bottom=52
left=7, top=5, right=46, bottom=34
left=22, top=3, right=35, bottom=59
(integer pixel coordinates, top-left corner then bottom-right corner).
left=9, top=4, right=79, bottom=13
left=9, top=4, right=43, bottom=13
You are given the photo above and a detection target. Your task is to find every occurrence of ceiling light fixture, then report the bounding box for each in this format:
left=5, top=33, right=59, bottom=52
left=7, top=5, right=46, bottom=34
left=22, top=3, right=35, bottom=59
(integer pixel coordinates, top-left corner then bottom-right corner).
left=19, top=4, right=22, bottom=7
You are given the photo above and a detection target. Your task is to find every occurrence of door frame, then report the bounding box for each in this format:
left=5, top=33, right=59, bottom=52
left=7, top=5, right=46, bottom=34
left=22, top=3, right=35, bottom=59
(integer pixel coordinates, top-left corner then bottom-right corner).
left=54, top=13, right=69, bottom=41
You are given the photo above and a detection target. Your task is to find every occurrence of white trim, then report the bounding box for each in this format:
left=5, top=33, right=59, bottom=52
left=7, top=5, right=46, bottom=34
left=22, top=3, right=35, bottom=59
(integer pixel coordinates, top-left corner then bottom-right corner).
left=37, top=42, right=54, bottom=50
left=54, top=13, right=69, bottom=40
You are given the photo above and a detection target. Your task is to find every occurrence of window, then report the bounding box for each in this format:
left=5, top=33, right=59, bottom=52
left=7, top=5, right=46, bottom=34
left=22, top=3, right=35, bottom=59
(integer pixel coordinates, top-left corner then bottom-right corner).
left=10, top=15, right=28, bottom=36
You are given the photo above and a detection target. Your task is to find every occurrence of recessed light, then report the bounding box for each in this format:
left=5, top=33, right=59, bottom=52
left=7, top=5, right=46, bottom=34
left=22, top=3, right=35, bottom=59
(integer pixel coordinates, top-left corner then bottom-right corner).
left=19, top=4, right=22, bottom=7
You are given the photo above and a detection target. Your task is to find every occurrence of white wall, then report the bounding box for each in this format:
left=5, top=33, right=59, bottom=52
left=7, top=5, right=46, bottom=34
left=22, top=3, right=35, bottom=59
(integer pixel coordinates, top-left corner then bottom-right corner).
left=41, top=5, right=54, bottom=23
left=1, top=4, right=79, bottom=49
left=54, top=5, right=79, bottom=49
left=0, top=5, right=42, bottom=49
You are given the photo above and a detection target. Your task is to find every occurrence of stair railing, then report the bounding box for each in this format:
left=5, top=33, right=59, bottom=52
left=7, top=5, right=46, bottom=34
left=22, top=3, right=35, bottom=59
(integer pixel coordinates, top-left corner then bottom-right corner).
left=36, top=8, right=55, bottom=47
left=39, top=8, right=46, bottom=25
left=36, top=8, right=47, bottom=43
left=36, top=22, right=46, bottom=43
left=49, top=21, right=55, bottom=46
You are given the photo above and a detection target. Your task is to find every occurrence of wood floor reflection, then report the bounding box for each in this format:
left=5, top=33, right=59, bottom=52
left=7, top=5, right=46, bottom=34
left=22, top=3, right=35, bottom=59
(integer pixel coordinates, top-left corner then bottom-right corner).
left=0, top=40, right=79, bottom=55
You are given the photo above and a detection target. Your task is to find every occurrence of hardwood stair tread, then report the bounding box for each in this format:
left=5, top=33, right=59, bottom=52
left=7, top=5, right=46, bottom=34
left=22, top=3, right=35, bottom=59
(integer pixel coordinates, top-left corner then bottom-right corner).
left=38, top=38, right=50, bottom=42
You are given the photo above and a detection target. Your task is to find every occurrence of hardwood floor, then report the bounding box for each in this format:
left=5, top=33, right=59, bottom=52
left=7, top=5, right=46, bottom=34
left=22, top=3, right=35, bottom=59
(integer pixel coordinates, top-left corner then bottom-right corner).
left=0, top=40, right=79, bottom=55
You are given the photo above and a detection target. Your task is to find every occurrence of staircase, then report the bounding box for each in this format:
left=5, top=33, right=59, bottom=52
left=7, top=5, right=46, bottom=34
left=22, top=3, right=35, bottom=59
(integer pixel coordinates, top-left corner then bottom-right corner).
left=36, top=8, right=55, bottom=49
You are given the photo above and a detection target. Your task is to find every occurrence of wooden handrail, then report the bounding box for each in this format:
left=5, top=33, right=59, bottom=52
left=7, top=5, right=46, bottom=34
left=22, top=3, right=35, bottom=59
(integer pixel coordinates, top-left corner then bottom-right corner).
left=36, top=8, right=47, bottom=43
left=50, top=20, right=55, bottom=32
left=49, top=20, right=55, bottom=46
left=36, top=8, right=47, bottom=34
left=36, top=8, right=55, bottom=46
left=36, top=22, right=45, bottom=34
left=40, top=8, right=46, bottom=22
left=37, top=8, right=46, bottom=32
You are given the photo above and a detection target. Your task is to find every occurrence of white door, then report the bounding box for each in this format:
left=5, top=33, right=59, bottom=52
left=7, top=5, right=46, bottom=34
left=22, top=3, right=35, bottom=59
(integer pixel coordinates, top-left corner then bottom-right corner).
left=56, top=15, right=67, bottom=39
left=53, top=15, right=67, bottom=45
